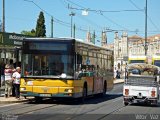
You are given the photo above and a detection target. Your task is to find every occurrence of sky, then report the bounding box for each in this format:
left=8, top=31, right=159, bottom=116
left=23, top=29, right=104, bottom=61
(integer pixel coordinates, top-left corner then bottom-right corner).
left=0, top=0, right=160, bottom=45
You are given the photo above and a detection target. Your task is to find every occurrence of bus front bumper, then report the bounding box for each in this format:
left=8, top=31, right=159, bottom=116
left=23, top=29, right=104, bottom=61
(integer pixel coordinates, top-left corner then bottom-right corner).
left=20, top=91, right=78, bottom=98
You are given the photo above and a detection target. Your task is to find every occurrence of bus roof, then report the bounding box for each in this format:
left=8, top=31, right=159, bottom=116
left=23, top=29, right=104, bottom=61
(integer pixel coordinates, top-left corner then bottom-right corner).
left=23, top=37, right=113, bottom=51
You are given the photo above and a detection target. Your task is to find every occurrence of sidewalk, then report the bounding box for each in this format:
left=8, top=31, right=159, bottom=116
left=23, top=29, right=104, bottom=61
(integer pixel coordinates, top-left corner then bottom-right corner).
left=0, top=96, right=34, bottom=104
left=0, top=79, right=124, bottom=104
left=0, top=86, right=34, bottom=104
left=114, top=78, right=124, bottom=84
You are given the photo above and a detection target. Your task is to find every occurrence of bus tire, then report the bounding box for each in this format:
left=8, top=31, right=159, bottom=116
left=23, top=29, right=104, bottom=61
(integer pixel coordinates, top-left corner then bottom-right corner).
left=35, top=96, right=42, bottom=103
left=81, top=83, right=87, bottom=103
left=102, top=81, right=107, bottom=96
left=98, top=81, right=107, bottom=97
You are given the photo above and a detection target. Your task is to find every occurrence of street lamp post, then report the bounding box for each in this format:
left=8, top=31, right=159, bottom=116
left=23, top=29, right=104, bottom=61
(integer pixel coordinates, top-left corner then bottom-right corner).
left=2, top=0, right=5, bottom=32
left=51, top=16, right=53, bottom=38
left=69, top=12, right=75, bottom=37
left=144, top=0, right=148, bottom=56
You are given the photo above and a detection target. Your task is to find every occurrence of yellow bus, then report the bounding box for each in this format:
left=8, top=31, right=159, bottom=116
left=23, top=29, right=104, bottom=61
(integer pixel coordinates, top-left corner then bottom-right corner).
left=20, top=38, right=114, bottom=101
left=128, top=56, right=147, bottom=64
left=152, top=55, right=160, bottom=67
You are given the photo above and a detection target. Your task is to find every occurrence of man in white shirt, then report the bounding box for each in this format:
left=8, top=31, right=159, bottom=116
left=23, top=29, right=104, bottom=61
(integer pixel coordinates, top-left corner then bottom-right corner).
left=12, top=67, right=21, bottom=99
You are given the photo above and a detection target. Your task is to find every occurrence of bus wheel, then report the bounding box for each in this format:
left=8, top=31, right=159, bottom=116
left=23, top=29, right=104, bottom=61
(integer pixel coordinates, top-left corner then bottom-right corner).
left=98, top=81, right=107, bottom=97
left=81, top=84, right=87, bottom=103
left=35, top=96, right=42, bottom=103
left=102, top=81, right=107, bottom=96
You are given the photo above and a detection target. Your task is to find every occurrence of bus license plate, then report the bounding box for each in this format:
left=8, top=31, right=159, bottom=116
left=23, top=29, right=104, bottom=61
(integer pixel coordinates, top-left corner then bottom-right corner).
left=40, top=94, right=51, bottom=97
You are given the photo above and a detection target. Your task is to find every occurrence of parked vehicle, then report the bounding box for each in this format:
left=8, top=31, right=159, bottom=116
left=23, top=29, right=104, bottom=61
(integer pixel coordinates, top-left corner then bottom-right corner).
left=123, top=63, right=160, bottom=106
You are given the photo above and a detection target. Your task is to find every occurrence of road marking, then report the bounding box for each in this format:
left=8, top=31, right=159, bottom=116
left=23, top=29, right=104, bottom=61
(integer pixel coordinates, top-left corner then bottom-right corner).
left=0, top=103, right=21, bottom=108
left=112, top=97, right=123, bottom=103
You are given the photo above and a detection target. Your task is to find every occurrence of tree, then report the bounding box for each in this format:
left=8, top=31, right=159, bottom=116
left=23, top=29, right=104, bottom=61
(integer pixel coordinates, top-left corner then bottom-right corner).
left=35, top=11, right=46, bottom=37
left=21, top=29, right=36, bottom=36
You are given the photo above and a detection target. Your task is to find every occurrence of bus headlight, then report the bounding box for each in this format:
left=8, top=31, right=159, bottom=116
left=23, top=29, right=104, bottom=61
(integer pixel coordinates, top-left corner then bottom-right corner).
left=65, top=89, right=73, bottom=93
left=20, top=87, right=26, bottom=91
left=27, top=81, right=33, bottom=85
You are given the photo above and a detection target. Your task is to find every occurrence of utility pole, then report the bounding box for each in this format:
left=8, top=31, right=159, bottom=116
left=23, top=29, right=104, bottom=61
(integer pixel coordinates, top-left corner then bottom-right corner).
left=73, top=23, right=76, bottom=38
left=51, top=16, right=53, bottom=38
left=2, top=0, right=5, bottom=32
left=144, top=0, right=147, bottom=56
left=69, top=12, right=75, bottom=37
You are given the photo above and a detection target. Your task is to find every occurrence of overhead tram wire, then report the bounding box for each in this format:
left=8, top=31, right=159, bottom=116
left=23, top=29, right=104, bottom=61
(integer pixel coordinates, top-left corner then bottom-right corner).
left=129, top=0, right=160, bottom=32
left=66, top=0, right=86, bottom=9
left=60, top=0, right=103, bottom=33
left=23, top=0, right=91, bottom=34
left=66, top=0, right=160, bottom=35
left=60, top=0, right=90, bottom=33
left=68, top=6, right=144, bottom=13
left=65, top=0, right=144, bottom=33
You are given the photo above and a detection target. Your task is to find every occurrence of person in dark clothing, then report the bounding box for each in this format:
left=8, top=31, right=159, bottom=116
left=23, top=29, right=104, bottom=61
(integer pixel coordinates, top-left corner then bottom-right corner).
left=0, top=61, right=5, bottom=86
left=116, top=70, right=120, bottom=79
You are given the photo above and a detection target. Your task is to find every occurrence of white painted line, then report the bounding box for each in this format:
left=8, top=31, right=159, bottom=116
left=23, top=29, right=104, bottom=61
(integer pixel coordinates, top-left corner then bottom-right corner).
left=0, top=103, right=21, bottom=108
left=112, top=97, right=123, bottom=103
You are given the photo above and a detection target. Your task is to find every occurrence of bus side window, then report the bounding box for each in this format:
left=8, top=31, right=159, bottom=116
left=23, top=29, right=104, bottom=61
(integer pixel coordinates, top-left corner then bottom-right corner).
left=77, top=54, right=82, bottom=64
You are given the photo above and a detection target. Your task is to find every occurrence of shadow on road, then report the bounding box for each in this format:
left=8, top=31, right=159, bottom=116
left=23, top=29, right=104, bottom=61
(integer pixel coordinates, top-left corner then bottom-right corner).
left=25, top=93, right=123, bottom=105
left=129, top=102, right=160, bottom=108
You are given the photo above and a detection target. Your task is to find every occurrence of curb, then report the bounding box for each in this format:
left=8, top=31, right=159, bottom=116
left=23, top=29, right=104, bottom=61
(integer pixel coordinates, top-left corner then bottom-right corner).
left=114, top=79, right=124, bottom=84
left=0, top=97, right=34, bottom=104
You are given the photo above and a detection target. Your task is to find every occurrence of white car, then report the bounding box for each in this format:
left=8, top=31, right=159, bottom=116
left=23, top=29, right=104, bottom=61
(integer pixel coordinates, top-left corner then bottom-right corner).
left=123, top=63, right=159, bottom=106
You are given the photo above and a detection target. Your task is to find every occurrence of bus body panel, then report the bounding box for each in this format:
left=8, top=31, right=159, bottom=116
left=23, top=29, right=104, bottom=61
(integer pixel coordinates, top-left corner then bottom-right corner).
left=21, top=78, right=85, bottom=98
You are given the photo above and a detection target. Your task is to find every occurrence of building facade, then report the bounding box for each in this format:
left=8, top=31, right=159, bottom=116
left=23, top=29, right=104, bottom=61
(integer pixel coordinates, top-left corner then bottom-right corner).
left=0, top=32, right=31, bottom=65
left=114, top=32, right=128, bottom=71
left=114, top=32, right=160, bottom=71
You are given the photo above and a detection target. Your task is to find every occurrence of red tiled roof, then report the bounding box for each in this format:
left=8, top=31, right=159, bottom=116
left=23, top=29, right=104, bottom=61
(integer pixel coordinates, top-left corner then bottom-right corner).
left=147, top=34, right=160, bottom=40
left=128, top=35, right=143, bottom=39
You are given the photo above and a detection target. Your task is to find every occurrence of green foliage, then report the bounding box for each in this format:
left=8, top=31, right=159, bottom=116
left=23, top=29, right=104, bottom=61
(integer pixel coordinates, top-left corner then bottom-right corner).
left=21, top=29, right=36, bottom=36
left=35, top=11, right=46, bottom=37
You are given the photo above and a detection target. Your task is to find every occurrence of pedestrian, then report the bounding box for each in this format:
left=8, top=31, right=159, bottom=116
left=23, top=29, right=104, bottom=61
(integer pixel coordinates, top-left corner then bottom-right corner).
left=0, top=61, right=5, bottom=86
left=4, top=59, right=15, bottom=98
left=12, top=67, right=21, bottom=99
left=116, top=70, right=121, bottom=79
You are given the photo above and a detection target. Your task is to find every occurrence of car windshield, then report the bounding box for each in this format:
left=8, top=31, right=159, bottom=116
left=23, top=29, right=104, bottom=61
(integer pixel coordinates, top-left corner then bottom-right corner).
left=131, top=69, right=141, bottom=75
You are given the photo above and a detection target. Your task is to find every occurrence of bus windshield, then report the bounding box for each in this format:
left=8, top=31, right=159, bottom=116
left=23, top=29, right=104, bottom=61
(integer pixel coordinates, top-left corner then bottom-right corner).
left=22, top=54, right=74, bottom=77
left=21, top=40, right=74, bottom=78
